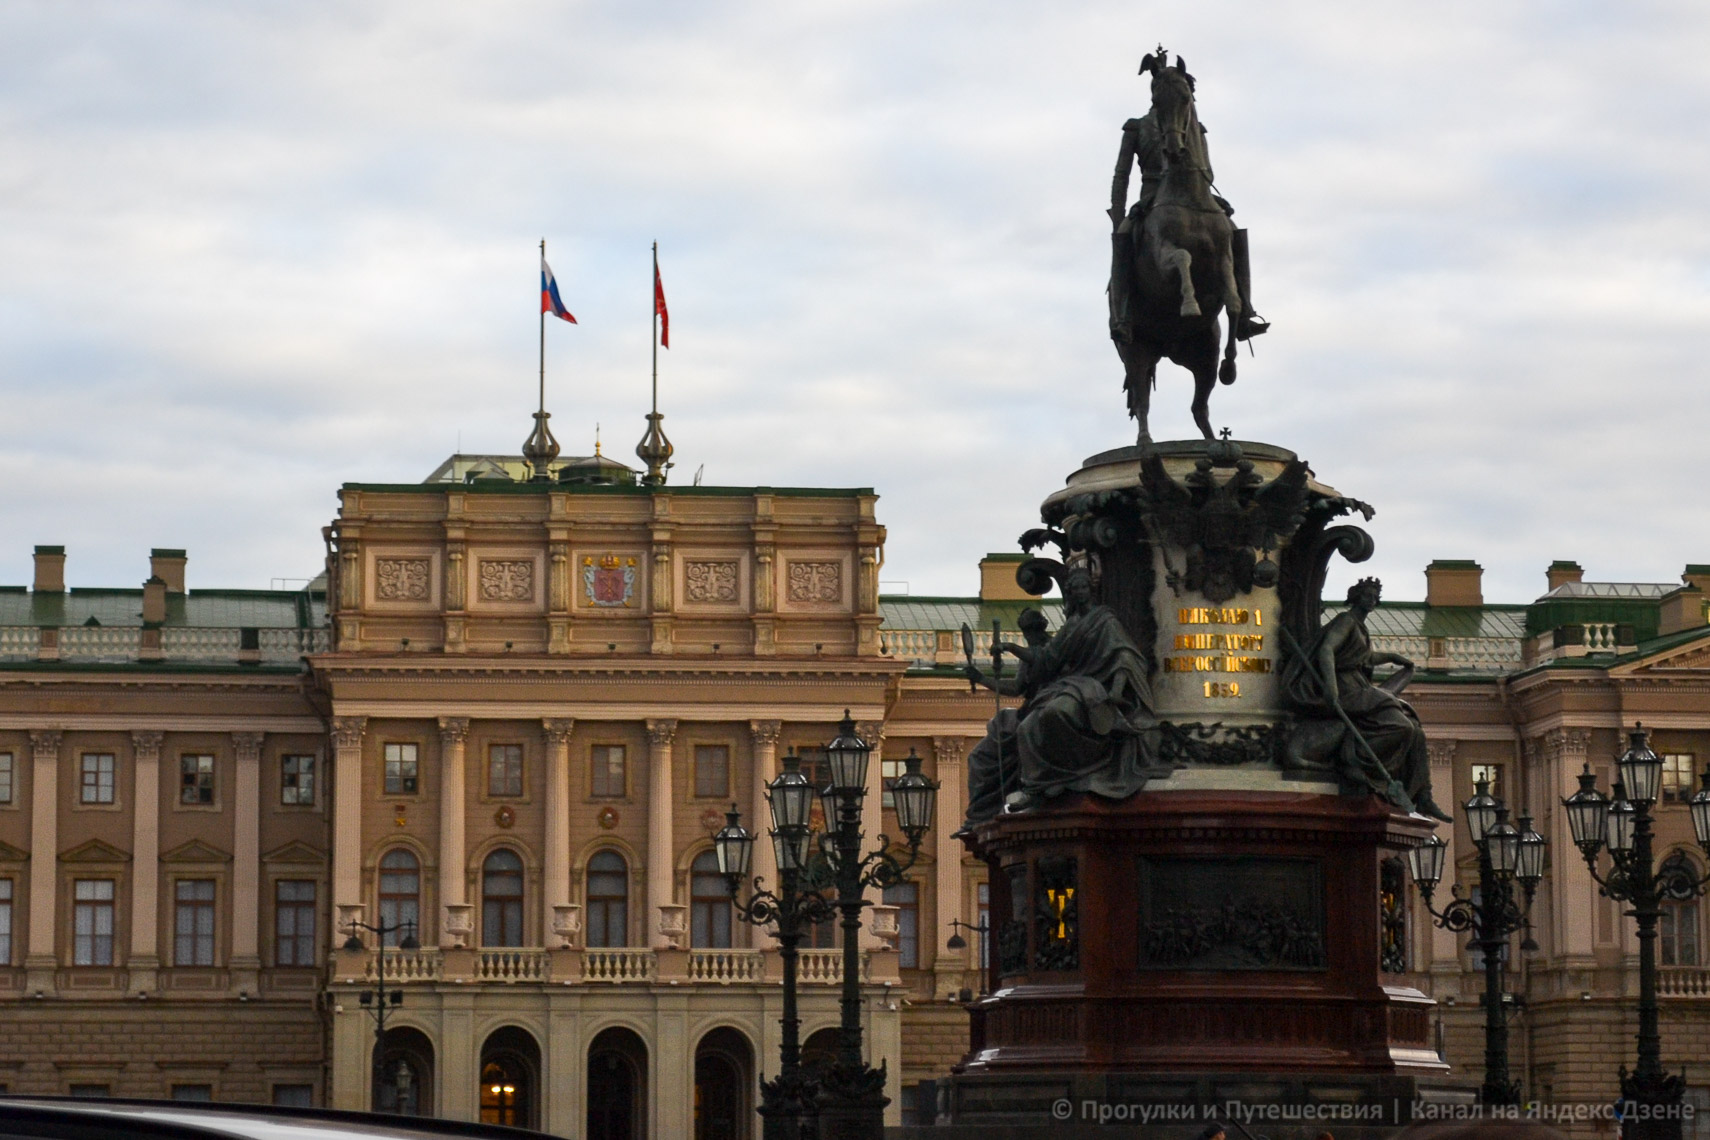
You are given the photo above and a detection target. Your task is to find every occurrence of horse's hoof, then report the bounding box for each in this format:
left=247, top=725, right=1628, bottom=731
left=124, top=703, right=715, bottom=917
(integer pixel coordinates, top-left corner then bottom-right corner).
left=1219, top=359, right=1237, bottom=385
left=1180, top=302, right=1202, bottom=318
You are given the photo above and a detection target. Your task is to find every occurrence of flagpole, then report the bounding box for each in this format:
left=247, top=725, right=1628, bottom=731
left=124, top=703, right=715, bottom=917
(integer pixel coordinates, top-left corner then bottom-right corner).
left=539, top=238, right=547, bottom=417
left=651, top=241, right=659, bottom=419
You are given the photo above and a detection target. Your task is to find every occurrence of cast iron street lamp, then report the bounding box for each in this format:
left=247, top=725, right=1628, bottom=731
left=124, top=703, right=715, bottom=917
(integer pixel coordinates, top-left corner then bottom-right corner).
left=1406, top=777, right=1545, bottom=1105
left=719, top=713, right=938, bottom=1140
left=1563, top=725, right=1710, bottom=1140
left=342, top=915, right=419, bottom=1114
left=716, top=750, right=838, bottom=1140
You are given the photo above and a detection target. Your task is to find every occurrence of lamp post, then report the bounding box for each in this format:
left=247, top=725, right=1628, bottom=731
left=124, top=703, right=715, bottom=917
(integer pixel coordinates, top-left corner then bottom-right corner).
left=1562, top=725, right=1710, bottom=1140
left=342, top=915, right=419, bottom=1113
left=716, top=750, right=838, bottom=1140
left=1405, top=778, right=1545, bottom=1105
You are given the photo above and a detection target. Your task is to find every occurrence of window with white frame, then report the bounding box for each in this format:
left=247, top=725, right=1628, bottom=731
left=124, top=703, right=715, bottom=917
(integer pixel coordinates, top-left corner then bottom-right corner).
left=281, top=754, right=315, bottom=805
left=80, top=754, right=115, bottom=805
left=1663, top=897, right=1701, bottom=967
left=383, top=743, right=418, bottom=796
left=0, top=752, right=13, bottom=804
left=881, top=756, right=905, bottom=808
left=73, top=879, right=116, bottom=965
left=174, top=879, right=216, bottom=966
left=694, top=745, right=730, bottom=798
left=1663, top=754, right=1698, bottom=803
left=884, top=881, right=919, bottom=968
left=1470, top=763, right=1503, bottom=801
left=180, top=754, right=215, bottom=805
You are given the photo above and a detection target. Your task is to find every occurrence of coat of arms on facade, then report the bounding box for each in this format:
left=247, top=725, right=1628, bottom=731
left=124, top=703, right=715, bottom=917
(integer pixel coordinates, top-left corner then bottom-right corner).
left=582, top=553, right=638, bottom=608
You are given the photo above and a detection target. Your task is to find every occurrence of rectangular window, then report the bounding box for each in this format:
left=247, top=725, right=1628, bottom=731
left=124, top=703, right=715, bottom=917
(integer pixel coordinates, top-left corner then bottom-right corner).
left=591, top=745, right=626, bottom=798
left=275, top=880, right=317, bottom=966
left=174, top=879, right=216, bottom=966
left=694, top=745, right=730, bottom=799
left=171, top=1085, right=213, bottom=1102
left=1663, top=754, right=1698, bottom=803
left=884, top=882, right=920, bottom=969
left=1470, top=763, right=1503, bottom=801
left=80, top=754, right=115, bottom=804
left=383, top=743, right=418, bottom=795
left=0, top=752, right=12, bottom=804
left=0, top=878, right=12, bottom=966
left=273, top=1084, right=314, bottom=1108
left=73, top=879, right=115, bottom=965
left=69, top=1084, right=110, bottom=1098
left=488, top=744, right=524, bottom=798
left=179, top=754, right=215, bottom=805
left=881, top=756, right=906, bottom=808
left=281, top=754, right=316, bottom=805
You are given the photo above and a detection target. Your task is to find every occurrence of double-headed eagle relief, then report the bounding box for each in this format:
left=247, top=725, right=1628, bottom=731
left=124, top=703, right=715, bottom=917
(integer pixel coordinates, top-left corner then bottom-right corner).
left=1109, top=48, right=1267, bottom=444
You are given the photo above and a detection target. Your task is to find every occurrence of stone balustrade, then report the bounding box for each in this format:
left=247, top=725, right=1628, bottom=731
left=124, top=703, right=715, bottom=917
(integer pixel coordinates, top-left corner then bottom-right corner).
left=1658, top=967, right=1710, bottom=997
left=0, top=625, right=329, bottom=665
left=349, top=945, right=878, bottom=987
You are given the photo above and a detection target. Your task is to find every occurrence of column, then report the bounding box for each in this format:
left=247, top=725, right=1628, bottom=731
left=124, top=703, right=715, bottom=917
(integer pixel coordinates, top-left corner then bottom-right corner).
left=857, top=719, right=887, bottom=951
left=645, top=719, right=678, bottom=947
left=231, top=732, right=265, bottom=987
left=542, top=719, right=575, bottom=916
left=330, top=716, right=367, bottom=949
left=129, top=730, right=164, bottom=994
left=438, top=717, right=470, bottom=948
left=932, top=736, right=968, bottom=997
left=748, top=720, right=782, bottom=920
left=1546, top=729, right=1596, bottom=960
left=26, top=730, right=62, bottom=991
left=1424, top=738, right=1461, bottom=972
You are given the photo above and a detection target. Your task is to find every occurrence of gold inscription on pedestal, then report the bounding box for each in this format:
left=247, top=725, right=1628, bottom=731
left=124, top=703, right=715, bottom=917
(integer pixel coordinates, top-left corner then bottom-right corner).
left=1166, top=608, right=1271, bottom=682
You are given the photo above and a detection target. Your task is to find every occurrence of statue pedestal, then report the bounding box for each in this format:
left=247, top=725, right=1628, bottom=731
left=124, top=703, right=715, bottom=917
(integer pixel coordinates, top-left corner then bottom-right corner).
left=924, top=790, right=1459, bottom=1132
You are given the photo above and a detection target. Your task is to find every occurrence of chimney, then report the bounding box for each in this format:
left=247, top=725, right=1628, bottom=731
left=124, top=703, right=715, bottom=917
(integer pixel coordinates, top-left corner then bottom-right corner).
left=150, top=548, right=187, bottom=594
left=1546, top=560, right=1584, bottom=592
left=1425, top=559, right=1483, bottom=608
left=1684, top=564, right=1710, bottom=594
left=1658, top=584, right=1708, bottom=637
left=142, top=576, right=167, bottom=625
left=978, top=553, right=1032, bottom=602
left=32, top=546, right=65, bottom=593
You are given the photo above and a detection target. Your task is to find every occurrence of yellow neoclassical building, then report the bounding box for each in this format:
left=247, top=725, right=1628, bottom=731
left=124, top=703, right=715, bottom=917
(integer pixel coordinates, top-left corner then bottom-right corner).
left=5, top=449, right=1710, bottom=1138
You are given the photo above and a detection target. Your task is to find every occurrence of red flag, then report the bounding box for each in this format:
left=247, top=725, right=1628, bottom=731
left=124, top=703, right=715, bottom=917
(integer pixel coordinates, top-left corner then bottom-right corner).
left=654, top=262, right=670, bottom=349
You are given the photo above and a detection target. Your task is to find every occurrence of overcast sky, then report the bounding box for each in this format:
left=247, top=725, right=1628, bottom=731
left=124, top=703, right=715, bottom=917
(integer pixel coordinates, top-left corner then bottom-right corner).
left=2, top=1, right=1707, bottom=605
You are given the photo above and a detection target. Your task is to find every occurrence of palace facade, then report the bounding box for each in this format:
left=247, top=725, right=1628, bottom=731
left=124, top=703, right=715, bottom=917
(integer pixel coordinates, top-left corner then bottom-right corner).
left=3, top=452, right=1710, bottom=1138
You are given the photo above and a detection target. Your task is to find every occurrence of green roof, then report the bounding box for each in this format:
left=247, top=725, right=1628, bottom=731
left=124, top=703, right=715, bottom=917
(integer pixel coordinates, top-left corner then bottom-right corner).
left=0, top=588, right=325, bottom=630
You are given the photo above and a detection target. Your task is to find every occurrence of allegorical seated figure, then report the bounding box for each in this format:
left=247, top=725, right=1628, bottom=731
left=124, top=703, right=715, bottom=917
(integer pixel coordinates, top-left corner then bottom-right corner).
left=958, top=608, right=1052, bottom=832
left=961, top=567, right=1157, bottom=827
left=1282, top=577, right=1452, bottom=821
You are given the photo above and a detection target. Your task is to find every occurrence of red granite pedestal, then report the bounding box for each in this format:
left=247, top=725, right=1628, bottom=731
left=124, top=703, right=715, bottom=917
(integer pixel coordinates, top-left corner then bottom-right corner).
left=918, top=789, right=1462, bottom=1137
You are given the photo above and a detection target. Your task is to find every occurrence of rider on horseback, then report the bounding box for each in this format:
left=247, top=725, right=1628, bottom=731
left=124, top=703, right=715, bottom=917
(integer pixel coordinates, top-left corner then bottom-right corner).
left=1108, top=49, right=1269, bottom=346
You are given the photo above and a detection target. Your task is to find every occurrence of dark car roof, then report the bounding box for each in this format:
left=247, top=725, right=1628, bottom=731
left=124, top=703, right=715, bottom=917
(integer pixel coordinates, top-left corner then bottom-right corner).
left=0, top=1098, right=564, bottom=1140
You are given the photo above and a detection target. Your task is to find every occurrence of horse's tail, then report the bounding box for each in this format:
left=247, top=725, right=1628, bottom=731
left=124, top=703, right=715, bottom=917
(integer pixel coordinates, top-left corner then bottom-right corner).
left=1218, top=311, right=1238, bottom=385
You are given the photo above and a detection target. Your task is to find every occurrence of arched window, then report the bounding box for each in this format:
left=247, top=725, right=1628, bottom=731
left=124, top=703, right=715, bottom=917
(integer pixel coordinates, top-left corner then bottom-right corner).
left=482, top=849, right=525, bottom=948
left=586, top=851, right=629, bottom=949
left=378, top=849, right=420, bottom=947
left=690, top=851, right=732, bottom=949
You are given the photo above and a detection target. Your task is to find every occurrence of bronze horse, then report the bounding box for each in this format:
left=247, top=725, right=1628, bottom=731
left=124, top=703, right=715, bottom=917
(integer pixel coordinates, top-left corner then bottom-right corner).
left=1109, top=52, right=1245, bottom=444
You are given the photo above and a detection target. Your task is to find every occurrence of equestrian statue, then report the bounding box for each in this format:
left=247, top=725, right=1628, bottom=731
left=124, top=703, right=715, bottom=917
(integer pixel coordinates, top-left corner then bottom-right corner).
left=1109, top=48, right=1268, bottom=444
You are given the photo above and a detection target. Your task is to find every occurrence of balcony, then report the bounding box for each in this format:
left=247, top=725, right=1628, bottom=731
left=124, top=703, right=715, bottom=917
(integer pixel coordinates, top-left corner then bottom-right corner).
left=342, top=945, right=883, bottom=988
left=1658, top=968, right=1710, bottom=997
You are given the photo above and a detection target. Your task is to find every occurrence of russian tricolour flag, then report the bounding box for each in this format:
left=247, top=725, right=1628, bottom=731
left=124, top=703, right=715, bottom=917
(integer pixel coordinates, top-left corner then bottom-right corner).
left=541, top=258, right=577, bottom=324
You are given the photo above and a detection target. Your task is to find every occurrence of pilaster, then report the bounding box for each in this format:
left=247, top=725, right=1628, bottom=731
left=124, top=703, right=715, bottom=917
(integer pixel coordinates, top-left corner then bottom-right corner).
left=230, top=730, right=264, bottom=991
left=26, top=729, right=62, bottom=992
left=932, top=735, right=968, bottom=996
left=438, top=716, right=470, bottom=948
left=1424, top=737, right=1460, bottom=972
left=330, top=716, right=367, bottom=948
left=1545, top=728, right=1595, bottom=961
left=858, top=718, right=887, bottom=951
left=646, top=718, right=679, bottom=947
left=749, top=720, right=782, bottom=918
left=123, top=730, right=164, bottom=994
left=543, top=718, right=575, bottom=916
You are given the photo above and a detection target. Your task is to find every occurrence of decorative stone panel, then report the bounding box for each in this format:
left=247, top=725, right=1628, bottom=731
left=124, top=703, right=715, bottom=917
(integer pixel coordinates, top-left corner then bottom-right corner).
left=375, top=558, right=430, bottom=601
left=787, top=561, right=843, bottom=604
left=684, top=560, right=740, bottom=604
left=478, top=559, right=535, bottom=602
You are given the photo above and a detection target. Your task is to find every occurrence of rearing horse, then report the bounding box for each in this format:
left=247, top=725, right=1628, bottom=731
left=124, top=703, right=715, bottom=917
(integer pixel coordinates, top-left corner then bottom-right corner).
left=1108, top=52, right=1243, bottom=444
